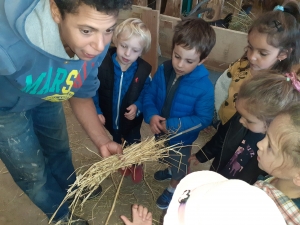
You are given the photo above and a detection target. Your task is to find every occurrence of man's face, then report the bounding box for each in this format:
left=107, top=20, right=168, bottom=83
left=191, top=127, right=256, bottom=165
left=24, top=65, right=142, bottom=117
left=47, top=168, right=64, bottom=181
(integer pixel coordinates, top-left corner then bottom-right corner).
left=51, top=1, right=117, bottom=61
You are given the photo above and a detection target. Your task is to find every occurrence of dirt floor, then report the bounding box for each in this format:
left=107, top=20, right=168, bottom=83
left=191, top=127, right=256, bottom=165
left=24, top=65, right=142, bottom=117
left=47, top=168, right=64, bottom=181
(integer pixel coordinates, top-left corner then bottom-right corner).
left=0, top=102, right=214, bottom=225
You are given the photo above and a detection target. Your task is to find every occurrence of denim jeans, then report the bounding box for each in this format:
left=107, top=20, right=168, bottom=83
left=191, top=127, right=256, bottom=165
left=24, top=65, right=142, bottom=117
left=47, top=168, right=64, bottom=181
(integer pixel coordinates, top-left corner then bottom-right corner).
left=0, top=101, right=75, bottom=220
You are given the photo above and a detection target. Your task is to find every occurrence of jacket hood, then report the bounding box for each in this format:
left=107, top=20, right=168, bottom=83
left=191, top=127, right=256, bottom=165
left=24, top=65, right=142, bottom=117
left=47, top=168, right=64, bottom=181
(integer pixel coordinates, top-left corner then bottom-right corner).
left=4, top=0, right=74, bottom=59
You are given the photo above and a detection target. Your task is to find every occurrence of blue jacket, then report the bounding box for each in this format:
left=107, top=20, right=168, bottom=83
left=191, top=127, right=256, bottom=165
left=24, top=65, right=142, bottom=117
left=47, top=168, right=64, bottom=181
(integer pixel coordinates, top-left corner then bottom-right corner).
left=143, top=60, right=214, bottom=145
left=0, top=0, right=109, bottom=112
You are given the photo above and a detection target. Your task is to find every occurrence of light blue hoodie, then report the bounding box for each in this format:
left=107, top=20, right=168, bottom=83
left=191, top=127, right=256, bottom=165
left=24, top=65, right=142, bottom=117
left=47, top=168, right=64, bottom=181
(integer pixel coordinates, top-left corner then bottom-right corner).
left=0, top=0, right=109, bottom=112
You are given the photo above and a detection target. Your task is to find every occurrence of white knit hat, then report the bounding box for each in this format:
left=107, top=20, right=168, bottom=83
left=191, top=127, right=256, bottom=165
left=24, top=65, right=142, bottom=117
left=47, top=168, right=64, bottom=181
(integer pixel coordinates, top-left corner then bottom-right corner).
left=164, top=171, right=286, bottom=225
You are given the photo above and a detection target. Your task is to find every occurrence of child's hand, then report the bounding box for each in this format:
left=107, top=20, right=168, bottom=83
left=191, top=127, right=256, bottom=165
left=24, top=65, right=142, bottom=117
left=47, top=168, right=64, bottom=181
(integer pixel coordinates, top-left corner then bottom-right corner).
left=188, top=154, right=200, bottom=166
left=120, top=204, right=152, bottom=225
left=150, top=115, right=166, bottom=134
left=98, top=114, right=106, bottom=125
left=160, top=120, right=168, bottom=133
left=125, top=104, right=137, bottom=120
left=203, top=125, right=214, bottom=133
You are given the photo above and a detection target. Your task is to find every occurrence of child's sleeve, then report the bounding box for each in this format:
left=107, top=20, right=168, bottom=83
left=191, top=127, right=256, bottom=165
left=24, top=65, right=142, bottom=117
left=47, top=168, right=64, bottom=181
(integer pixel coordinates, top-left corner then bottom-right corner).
left=92, top=90, right=103, bottom=115
left=134, top=74, right=151, bottom=116
left=195, top=121, right=229, bottom=163
left=143, top=66, right=163, bottom=123
left=214, top=68, right=231, bottom=115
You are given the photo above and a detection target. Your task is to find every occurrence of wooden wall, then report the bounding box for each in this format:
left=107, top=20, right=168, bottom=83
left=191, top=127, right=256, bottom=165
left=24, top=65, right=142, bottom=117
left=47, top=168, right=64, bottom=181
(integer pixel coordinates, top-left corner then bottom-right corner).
left=119, top=4, right=248, bottom=73
left=158, top=14, right=247, bottom=71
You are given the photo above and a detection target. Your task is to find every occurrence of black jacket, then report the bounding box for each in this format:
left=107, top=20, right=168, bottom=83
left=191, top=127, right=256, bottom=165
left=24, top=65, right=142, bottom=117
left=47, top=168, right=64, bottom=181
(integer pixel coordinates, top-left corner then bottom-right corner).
left=97, top=47, right=151, bottom=134
left=195, top=112, right=266, bottom=184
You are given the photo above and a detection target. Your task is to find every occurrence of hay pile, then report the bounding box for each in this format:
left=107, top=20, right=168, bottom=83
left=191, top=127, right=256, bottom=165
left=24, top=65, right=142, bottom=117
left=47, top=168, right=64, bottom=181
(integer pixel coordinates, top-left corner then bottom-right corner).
left=50, top=133, right=193, bottom=225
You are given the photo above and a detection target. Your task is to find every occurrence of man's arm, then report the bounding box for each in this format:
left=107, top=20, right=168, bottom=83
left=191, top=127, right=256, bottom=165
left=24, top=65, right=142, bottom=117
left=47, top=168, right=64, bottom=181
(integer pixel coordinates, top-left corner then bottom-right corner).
left=69, top=97, right=122, bottom=157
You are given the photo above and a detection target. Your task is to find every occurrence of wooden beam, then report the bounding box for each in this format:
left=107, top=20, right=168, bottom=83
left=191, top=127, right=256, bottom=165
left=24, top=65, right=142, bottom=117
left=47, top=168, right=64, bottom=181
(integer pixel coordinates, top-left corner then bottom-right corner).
left=163, top=0, right=183, bottom=17
left=156, top=0, right=162, bottom=11
left=141, top=10, right=160, bottom=76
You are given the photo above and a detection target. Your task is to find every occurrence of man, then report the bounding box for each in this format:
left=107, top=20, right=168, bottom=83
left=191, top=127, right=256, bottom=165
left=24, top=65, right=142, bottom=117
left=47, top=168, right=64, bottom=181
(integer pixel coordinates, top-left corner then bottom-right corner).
left=0, top=0, right=131, bottom=224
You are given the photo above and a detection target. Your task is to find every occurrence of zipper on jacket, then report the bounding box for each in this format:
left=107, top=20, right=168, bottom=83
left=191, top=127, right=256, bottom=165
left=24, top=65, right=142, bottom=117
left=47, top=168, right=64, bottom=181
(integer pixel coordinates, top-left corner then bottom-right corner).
left=216, top=121, right=232, bottom=171
left=115, top=72, right=124, bottom=129
left=165, top=77, right=178, bottom=99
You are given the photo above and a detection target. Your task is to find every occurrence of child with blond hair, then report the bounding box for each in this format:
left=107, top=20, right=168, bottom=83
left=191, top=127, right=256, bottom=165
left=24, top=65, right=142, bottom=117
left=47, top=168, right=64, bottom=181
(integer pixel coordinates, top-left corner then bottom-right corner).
left=93, top=18, right=152, bottom=183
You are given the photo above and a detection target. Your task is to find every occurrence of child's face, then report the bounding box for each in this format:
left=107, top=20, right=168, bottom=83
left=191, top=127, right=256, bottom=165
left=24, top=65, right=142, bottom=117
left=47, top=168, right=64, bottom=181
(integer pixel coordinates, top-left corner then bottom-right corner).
left=236, top=98, right=267, bottom=134
left=116, top=34, right=144, bottom=69
left=51, top=2, right=117, bottom=61
left=171, top=44, right=202, bottom=77
left=257, top=114, right=297, bottom=179
left=246, top=29, right=287, bottom=72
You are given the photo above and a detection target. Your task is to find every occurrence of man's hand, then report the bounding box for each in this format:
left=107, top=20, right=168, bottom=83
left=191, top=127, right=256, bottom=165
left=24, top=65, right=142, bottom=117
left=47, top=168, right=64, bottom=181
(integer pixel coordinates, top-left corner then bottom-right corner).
left=188, top=154, right=200, bottom=166
left=124, top=104, right=137, bottom=120
left=149, top=115, right=166, bottom=134
left=98, top=114, right=106, bottom=125
left=99, top=140, right=122, bottom=158
left=69, top=97, right=120, bottom=156
left=120, top=204, right=152, bottom=225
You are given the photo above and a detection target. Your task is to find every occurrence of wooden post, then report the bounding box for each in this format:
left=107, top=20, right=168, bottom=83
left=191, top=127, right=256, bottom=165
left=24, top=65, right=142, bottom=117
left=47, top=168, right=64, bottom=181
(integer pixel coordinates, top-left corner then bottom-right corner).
left=163, top=0, right=183, bottom=17
left=156, top=0, right=162, bottom=11
left=141, top=10, right=160, bottom=76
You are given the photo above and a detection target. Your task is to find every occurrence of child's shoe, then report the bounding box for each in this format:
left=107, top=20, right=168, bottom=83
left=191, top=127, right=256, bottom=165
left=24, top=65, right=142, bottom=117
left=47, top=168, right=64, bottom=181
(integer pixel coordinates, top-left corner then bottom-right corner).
left=156, top=189, right=173, bottom=209
left=131, top=164, right=143, bottom=184
left=154, top=168, right=172, bottom=181
left=118, top=168, right=131, bottom=177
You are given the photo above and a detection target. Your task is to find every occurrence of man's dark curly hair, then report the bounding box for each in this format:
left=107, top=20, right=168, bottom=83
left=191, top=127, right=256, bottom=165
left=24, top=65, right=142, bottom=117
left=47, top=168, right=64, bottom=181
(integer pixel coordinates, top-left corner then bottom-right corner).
left=54, top=0, right=132, bottom=18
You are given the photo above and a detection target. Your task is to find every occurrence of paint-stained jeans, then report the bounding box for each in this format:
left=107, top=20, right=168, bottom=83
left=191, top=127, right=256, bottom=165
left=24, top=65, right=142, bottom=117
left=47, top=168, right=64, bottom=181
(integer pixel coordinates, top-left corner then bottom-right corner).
left=0, top=102, right=75, bottom=220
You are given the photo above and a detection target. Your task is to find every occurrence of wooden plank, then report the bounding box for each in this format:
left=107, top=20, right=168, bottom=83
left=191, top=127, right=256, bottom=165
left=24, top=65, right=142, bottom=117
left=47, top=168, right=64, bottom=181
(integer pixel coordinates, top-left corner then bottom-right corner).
left=159, top=15, right=180, bottom=58
left=118, top=6, right=159, bottom=76
left=141, top=10, right=160, bottom=76
left=156, top=0, right=162, bottom=11
left=163, top=0, right=183, bottom=17
left=132, top=0, right=148, bottom=6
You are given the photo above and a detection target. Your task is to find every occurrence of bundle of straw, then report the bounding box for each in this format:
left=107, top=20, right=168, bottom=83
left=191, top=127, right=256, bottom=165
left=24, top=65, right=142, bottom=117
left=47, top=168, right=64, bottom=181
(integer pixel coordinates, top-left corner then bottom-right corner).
left=49, top=138, right=182, bottom=224
left=49, top=124, right=202, bottom=224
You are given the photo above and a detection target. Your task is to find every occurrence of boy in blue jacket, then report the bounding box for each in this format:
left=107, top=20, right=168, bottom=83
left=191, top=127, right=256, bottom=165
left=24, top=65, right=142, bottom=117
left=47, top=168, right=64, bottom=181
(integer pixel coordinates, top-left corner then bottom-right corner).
left=0, top=0, right=131, bottom=224
left=93, top=18, right=152, bottom=183
left=143, top=17, right=216, bottom=209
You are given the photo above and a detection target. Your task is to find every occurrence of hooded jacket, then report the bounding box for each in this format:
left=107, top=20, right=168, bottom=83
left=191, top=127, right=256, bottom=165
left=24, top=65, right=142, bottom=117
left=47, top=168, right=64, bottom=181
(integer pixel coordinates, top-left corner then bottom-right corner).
left=143, top=60, right=214, bottom=145
left=195, top=112, right=266, bottom=184
left=0, top=0, right=109, bottom=112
